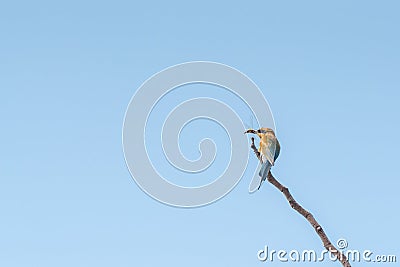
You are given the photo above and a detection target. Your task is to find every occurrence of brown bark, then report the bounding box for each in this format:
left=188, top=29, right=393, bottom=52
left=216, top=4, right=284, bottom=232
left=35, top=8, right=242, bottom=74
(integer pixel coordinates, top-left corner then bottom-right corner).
left=250, top=137, right=351, bottom=267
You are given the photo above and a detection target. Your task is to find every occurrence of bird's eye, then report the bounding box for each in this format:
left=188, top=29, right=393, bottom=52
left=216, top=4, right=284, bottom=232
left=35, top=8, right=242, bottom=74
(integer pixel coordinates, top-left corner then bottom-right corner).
left=257, top=129, right=261, bottom=133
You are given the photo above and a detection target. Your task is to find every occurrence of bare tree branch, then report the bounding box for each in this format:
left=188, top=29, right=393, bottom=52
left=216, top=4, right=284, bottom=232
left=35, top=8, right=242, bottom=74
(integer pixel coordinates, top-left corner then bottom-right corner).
left=250, top=137, right=262, bottom=163
left=250, top=138, right=351, bottom=267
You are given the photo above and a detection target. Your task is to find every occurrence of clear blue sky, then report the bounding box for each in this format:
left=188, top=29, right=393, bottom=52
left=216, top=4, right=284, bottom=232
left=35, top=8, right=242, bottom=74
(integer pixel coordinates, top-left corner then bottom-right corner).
left=1, top=1, right=399, bottom=266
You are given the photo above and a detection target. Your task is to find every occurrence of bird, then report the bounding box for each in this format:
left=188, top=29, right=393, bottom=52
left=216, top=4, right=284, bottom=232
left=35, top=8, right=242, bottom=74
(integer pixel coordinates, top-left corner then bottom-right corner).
left=244, top=127, right=280, bottom=192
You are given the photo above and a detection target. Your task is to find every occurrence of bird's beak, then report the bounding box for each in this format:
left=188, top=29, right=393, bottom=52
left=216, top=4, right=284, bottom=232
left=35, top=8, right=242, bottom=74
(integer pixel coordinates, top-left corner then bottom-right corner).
left=244, top=129, right=257, bottom=135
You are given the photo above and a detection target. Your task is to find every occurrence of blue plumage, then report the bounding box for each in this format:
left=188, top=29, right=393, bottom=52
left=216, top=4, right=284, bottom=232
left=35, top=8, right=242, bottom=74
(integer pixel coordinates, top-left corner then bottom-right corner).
left=245, top=127, right=280, bottom=192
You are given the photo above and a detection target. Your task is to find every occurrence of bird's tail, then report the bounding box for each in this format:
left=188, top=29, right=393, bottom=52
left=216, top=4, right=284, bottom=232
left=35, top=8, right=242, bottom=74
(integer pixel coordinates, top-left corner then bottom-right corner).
left=249, top=161, right=272, bottom=192
left=259, top=161, right=271, bottom=184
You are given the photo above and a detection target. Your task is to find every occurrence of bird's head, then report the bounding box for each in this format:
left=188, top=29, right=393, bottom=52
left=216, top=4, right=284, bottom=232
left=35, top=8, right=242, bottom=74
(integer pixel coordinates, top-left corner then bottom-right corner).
left=244, top=127, right=275, bottom=138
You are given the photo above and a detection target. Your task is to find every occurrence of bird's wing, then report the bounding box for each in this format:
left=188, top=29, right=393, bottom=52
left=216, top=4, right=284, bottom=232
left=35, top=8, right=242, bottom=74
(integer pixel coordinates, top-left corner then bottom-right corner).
left=274, top=139, right=281, bottom=161
left=260, top=133, right=277, bottom=166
